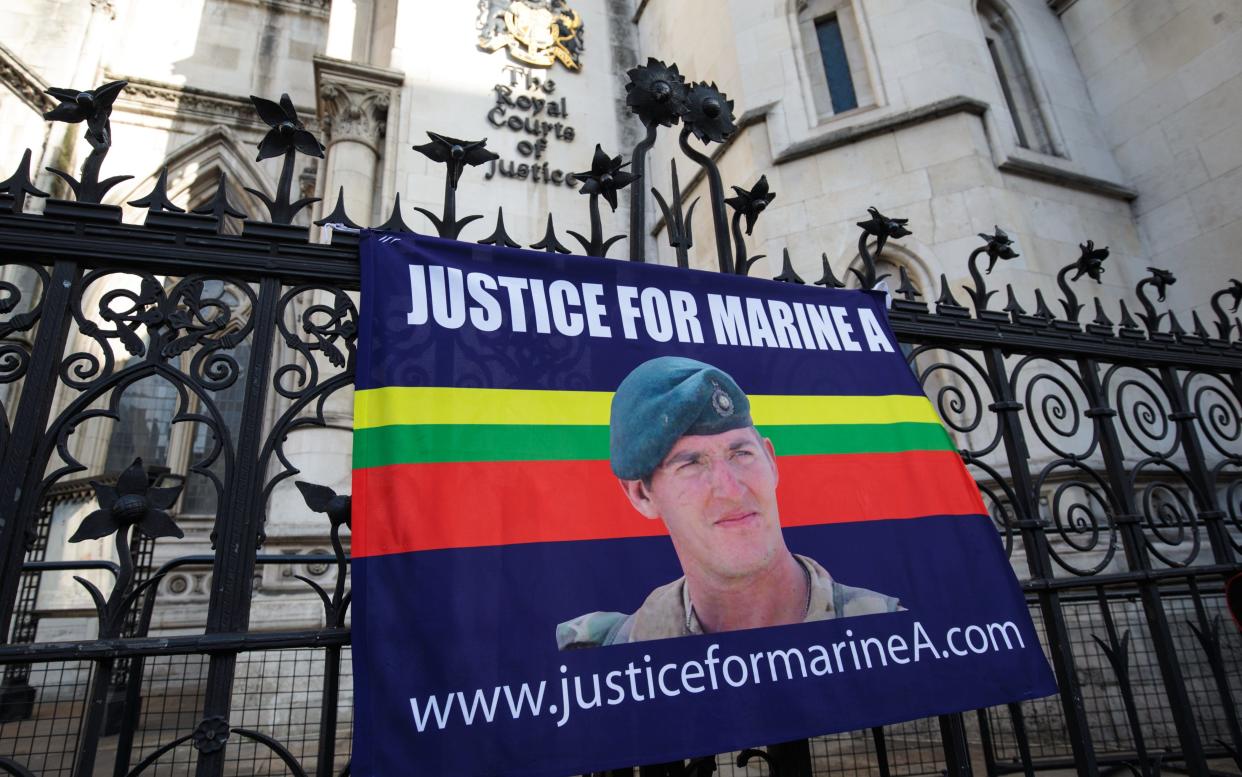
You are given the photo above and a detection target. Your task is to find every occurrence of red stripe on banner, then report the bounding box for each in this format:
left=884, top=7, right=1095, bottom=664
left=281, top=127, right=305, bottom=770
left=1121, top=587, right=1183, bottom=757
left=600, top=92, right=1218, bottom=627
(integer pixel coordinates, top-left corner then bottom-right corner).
left=352, top=450, right=987, bottom=557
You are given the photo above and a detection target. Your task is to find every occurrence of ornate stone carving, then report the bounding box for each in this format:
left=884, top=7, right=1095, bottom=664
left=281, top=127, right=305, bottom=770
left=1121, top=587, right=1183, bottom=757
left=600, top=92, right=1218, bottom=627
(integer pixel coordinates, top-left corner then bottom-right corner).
left=312, top=56, right=402, bottom=157
left=106, top=73, right=319, bottom=133
left=0, top=41, right=54, bottom=114
left=317, top=81, right=391, bottom=147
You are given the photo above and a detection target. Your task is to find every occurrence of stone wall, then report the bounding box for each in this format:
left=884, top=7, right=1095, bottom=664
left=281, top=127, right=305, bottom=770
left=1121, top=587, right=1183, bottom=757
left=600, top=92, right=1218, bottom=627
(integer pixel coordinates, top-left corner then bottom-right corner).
left=1062, top=0, right=1242, bottom=318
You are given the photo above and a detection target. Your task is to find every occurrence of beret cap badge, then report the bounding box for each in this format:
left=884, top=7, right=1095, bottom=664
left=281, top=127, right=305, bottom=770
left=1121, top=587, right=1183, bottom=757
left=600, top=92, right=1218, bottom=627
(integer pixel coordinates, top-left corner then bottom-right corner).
left=711, top=382, right=734, bottom=416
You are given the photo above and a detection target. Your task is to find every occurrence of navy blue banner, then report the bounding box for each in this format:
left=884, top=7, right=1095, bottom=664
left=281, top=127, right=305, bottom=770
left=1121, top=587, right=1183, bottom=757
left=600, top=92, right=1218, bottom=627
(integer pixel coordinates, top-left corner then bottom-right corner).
left=352, top=233, right=1058, bottom=777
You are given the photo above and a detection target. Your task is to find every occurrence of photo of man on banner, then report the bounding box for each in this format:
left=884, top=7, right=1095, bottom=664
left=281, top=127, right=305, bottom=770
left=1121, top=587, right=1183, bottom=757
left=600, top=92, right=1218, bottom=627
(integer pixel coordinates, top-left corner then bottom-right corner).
left=558, top=356, right=901, bottom=649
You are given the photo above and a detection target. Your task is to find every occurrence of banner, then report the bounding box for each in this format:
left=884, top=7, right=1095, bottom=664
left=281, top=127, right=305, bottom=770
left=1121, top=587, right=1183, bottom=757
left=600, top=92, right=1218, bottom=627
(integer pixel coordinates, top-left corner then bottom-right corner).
left=353, top=233, right=1057, bottom=776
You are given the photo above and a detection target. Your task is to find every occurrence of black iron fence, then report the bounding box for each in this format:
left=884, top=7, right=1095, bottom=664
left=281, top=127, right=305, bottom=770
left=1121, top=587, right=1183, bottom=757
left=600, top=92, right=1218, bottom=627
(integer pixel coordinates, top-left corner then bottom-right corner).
left=1, top=61, right=1240, bottom=777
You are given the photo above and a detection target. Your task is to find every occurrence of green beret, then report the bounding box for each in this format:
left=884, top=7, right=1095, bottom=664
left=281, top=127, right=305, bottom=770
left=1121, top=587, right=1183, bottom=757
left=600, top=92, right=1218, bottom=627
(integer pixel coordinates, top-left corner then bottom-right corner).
left=609, top=356, right=753, bottom=480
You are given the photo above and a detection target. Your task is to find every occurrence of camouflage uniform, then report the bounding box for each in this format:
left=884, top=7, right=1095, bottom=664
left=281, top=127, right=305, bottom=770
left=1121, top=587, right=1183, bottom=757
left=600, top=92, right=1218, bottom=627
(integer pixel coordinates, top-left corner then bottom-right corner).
left=556, top=555, right=901, bottom=649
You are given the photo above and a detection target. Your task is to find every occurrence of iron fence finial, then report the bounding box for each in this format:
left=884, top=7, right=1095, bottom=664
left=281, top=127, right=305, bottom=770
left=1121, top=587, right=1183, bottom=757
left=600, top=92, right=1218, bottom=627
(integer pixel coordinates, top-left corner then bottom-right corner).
left=245, top=93, right=324, bottom=225
left=0, top=150, right=49, bottom=214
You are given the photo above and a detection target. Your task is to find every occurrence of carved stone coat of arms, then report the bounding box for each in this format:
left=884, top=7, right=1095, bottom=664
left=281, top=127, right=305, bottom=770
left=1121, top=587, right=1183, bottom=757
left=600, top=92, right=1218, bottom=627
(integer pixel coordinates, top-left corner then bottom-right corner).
left=477, top=0, right=584, bottom=71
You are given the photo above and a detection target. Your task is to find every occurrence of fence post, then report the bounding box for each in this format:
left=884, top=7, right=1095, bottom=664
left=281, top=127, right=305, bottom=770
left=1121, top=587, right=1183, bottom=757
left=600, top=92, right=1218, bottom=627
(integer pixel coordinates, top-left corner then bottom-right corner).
left=193, top=275, right=283, bottom=777
left=981, top=346, right=1098, bottom=775
left=0, top=260, right=80, bottom=641
left=1075, top=356, right=1208, bottom=774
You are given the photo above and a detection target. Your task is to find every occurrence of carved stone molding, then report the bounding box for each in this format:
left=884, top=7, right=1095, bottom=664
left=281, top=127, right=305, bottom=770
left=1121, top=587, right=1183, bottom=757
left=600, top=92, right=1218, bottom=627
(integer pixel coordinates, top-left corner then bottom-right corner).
left=317, top=81, right=391, bottom=148
left=105, top=73, right=317, bottom=132
left=313, top=56, right=403, bottom=152
left=0, top=41, right=53, bottom=114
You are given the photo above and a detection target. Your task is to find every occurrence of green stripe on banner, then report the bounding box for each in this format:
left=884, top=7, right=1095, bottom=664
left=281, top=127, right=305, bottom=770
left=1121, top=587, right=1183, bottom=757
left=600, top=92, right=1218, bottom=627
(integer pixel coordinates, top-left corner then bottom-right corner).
left=763, top=422, right=954, bottom=457
left=352, top=422, right=954, bottom=469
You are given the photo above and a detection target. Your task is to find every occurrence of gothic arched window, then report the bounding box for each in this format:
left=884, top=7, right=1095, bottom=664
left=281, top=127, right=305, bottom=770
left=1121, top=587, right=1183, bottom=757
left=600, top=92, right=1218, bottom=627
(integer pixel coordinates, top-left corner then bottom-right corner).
left=977, top=0, right=1056, bottom=155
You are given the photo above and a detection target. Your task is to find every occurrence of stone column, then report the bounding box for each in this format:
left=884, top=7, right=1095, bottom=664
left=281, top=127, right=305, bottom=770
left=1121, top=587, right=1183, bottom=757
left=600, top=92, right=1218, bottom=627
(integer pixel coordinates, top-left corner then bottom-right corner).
left=261, top=58, right=403, bottom=554
left=313, top=56, right=402, bottom=225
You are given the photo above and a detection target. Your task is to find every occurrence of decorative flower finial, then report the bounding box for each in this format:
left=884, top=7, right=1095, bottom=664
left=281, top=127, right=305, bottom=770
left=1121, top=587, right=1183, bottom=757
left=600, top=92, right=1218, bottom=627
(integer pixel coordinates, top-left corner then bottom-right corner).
left=725, top=175, right=775, bottom=236
left=682, top=82, right=737, bottom=144
left=294, top=481, right=351, bottom=529
left=1209, top=278, right=1242, bottom=339
left=963, top=226, right=1018, bottom=315
left=857, top=207, right=911, bottom=241
left=412, top=132, right=499, bottom=190
left=1226, top=279, right=1242, bottom=311
left=1071, top=240, right=1109, bottom=282
left=1145, top=267, right=1176, bottom=302
left=571, top=144, right=638, bottom=211
left=625, top=58, right=689, bottom=127
left=250, top=94, right=324, bottom=162
left=979, top=226, right=1018, bottom=273
left=43, top=80, right=127, bottom=148
left=69, top=458, right=183, bottom=543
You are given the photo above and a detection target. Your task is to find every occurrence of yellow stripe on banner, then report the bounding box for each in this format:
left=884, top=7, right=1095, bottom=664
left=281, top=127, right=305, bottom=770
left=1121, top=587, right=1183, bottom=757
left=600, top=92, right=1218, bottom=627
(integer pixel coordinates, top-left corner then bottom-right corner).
left=748, top=394, right=941, bottom=426
left=355, top=387, right=941, bottom=429
left=355, top=386, right=614, bottom=428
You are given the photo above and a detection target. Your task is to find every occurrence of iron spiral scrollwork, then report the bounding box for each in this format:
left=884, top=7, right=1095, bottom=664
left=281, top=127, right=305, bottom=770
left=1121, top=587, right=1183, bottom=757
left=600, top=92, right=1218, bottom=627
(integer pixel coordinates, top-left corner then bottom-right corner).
left=1036, top=461, right=1119, bottom=576
left=65, top=271, right=256, bottom=391
left=907, top=345, right=1019, bottom=554
left=1103, top=365, right=1178, bottom=461
left=273, top=285, right=358, bottom=401
left=0, top=261, right=48, bottom=451
left=974, top=467, right=1022, bottom=558
left=1133, top=474, right=1201, bottom=567
left=908, top=345, right=1002, bottom=457
left=1011, top=356, right=1096, bottom=462
left=1183, top=371, right=1242, bottom=547
left=1185, top=371, right=1242, bottom=460
left=1102, top=364, right=1203, bottom=565
left=258, top=284, right=358, bottom=542
left=40, top=361, right=229, bottom=527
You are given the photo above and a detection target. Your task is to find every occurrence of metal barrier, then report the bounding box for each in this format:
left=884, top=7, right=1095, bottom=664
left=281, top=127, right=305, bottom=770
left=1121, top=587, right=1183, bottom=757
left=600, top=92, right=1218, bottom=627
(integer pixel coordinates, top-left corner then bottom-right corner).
left=0, top=62, right=1239, bottom=777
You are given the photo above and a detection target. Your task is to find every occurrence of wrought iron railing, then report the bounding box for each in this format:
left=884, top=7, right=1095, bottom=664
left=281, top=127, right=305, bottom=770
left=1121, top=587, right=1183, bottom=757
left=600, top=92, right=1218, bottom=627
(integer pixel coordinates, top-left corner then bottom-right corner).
left=0, top=61, right=1239, bottom=777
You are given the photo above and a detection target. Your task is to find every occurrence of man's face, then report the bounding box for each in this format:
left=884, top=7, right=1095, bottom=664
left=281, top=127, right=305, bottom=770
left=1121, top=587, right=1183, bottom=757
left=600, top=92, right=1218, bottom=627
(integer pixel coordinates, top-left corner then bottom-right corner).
left=621, top=426, right=785, bottom=584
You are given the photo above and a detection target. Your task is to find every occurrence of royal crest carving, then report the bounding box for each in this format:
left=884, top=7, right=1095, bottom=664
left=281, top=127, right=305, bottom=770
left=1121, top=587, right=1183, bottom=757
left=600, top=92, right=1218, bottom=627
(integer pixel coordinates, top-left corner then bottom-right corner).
left=477, top=0, right=584, bottom=71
